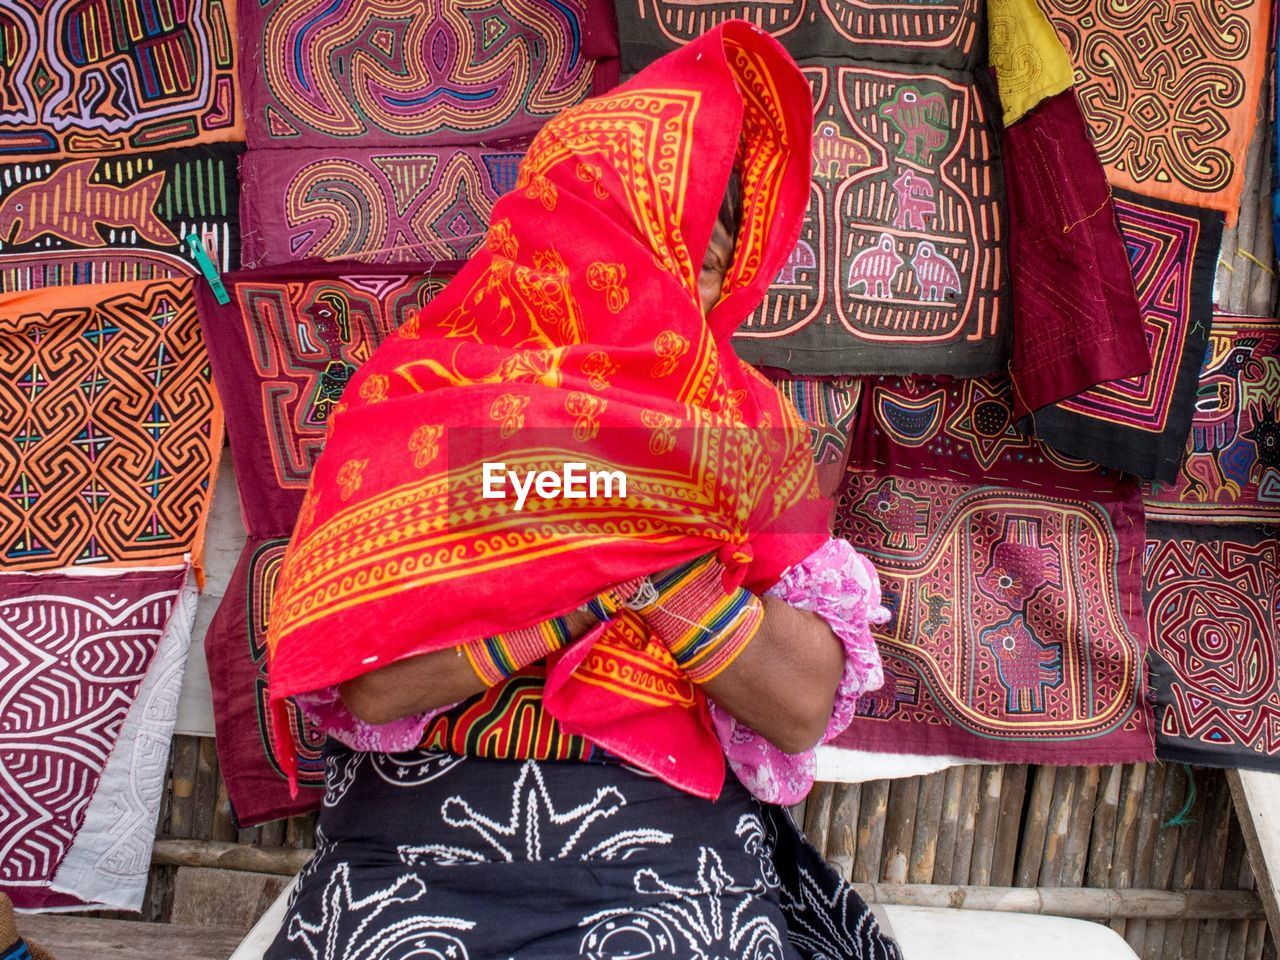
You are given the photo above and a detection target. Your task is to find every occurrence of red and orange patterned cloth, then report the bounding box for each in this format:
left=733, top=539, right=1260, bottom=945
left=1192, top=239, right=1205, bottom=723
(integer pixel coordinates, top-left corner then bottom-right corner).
left=266, top=24, right=834, bottom=799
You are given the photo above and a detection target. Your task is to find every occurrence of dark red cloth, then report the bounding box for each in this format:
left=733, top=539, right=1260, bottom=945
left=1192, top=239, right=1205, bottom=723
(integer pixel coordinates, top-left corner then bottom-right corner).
left=1004, top=90, right=1149, bottom=418
left=204, top=537, right=328, bottom=825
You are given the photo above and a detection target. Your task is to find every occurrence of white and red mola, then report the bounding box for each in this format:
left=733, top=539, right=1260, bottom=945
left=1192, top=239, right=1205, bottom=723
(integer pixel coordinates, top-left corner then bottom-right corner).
left=891, top=168, right=936, bottom=231
left=847, top=232, right=903, bottom=300
left=911, top=241, right=959, bottom=301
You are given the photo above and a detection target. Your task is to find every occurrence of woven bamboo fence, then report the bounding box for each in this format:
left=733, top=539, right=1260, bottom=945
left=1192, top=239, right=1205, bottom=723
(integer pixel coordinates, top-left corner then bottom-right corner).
left=90, top=740, right=1268, bottom=960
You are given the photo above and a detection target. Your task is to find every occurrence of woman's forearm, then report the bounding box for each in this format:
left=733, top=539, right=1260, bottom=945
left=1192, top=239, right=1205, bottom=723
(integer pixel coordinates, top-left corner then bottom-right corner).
left=340, top=608, right=598, bottom=724
left=700, top=595, right=845, bottom=754
left=339, top=587, right=846, bottom=759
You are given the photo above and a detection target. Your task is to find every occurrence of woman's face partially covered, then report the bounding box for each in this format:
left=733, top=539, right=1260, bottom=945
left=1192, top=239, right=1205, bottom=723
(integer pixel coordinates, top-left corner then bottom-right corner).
left=698, top=217, right=736, bottom=315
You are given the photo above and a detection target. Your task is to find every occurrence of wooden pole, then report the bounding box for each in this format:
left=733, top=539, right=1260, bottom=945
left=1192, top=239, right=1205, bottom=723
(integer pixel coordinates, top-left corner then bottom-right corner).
left=1226, top=768, right=1280, bottom=936
left=148, top=838, right=1268, bottom=922
left=850, top=883, right=1265, bottom=921
left=152, top=839, right=312, bottom=875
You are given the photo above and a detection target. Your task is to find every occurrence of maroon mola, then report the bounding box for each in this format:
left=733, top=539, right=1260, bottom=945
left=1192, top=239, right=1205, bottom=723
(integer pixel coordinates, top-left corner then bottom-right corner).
left=847, top=232, right=903, bottom=299
left=979, top=614, right=1062, bottom=714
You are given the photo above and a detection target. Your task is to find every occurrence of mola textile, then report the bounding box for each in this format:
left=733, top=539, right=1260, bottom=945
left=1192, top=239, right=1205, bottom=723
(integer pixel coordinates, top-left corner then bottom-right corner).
left=242, top=0, right=619, bottom=148
left=1029, top=190, right=1224, bottom=482
left=771, top=378, right=861, bottom=500
left=267, top=25, right=830, bottom=801
left=196, top=260, right=463, bottom=824
left=614, top=0, right=983, bottom=71
left=239, top=146, right=523, bottom=266
left=0, top=0, right=243, bottom=160
left=731, top=59, right=1008, bottom=377
left=0, top=566, right=189, bottom=910
left=205, top=536, right=326, bottom=825
left=197, top=261, right=464, bottom=535
left=1145, top=314, right=1280, bottom=526
left=0, top=145, right=244, bottom=292
left=46, top=572, right=198, bottom=910
left=1145, top=522, right=1280, bottom=771
left=0, top=278, right=224, bottom=577
left=1040, top=0, right=1271, bottom=225
left=832, top=376, right=1155, bottom=765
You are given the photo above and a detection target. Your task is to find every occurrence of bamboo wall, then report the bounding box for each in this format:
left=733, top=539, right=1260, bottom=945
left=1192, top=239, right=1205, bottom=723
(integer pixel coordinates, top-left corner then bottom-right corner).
left=98, top=739, right=1274, bottom=960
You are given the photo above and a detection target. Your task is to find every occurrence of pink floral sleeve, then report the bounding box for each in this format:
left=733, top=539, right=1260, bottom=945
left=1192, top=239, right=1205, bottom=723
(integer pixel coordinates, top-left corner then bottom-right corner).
left=709, top=536, right=890, bottom=804
left=293, top=686, right=456, bottom=753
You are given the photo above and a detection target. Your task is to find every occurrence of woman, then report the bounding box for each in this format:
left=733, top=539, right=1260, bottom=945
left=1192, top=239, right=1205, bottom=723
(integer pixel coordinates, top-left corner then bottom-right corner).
left=265, top=23, right=902, bottom=960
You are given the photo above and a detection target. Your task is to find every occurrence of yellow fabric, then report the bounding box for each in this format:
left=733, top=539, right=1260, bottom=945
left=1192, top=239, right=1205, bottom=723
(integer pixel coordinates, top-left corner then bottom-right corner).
left=988, top=0, right=1075, bottom=126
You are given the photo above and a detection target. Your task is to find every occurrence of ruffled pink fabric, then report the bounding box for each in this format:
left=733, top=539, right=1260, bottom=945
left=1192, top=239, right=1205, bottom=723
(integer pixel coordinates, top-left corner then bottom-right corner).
left=710, top=536, right=889, bottom=804
left=299, top=536, right=889, bottom=804
left=294, top=685, right=454, bottom=753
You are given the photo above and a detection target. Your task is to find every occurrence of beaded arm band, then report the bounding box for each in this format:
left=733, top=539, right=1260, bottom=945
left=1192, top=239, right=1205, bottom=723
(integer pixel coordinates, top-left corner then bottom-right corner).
left=461, top=576, right=648, bottom=686
left=461, top=618, right=573, bottom=686
left=630, top=553, right=764, bottom=684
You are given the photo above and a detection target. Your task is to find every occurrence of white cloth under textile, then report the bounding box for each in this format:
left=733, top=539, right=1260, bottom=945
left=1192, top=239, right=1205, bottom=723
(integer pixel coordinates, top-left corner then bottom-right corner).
left=47, top=570, right=199, bottom=911
left=176, top=455, right=244, bottom=738
left=815, top=745, right=977, bottom=783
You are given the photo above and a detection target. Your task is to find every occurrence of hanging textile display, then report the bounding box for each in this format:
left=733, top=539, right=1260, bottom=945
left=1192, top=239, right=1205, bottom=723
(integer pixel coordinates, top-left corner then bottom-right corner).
left=0, top=278, right=224, bottom=575
left=0, top=0, right=243, bottom=160
left=196, top=261, right=462, bottom=824
left=1029, top=190, right=1224, bottom=482
left=832, top=376, right=1155, bottom=765
left=613, top=0, right=982, bottom=71
left=1145, top=522, right=1280, bottom=771
left=1040, top=0, right=1271, bottom=224
left=1145, top=314, right=1280, bottom=525
left=0, top=566, right=190, bottom=910
left=987, top=0, right=1148, bottom=416
left=0, top=145, right=244, bottom=293
left=614, top=2, right=1005, bottom=378
left=1002, top=89, right=1149, bottom=417
left=241, top=0, right=619, bottom=149
left=198, top=261, right=462, bottom=533
left=204, top=537, right=314, bottom=825
left=732, top=61, right=1008, bottom=376
left=239, top=146, right=524, bottom=266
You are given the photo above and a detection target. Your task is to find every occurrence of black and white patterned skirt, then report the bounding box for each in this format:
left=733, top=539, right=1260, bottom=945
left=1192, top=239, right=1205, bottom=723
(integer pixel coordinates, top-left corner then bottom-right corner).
left=266, top=746, right=903, bottom=960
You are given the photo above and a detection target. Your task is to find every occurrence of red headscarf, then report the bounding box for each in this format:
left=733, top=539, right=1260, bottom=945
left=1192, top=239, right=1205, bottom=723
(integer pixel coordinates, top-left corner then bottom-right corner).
left=267, top=22, right=827, bottom=797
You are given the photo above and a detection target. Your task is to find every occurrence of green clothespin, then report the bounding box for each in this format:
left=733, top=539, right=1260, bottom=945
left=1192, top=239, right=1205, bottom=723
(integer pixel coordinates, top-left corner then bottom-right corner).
left=186, top=232, right=229, bottom=305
